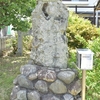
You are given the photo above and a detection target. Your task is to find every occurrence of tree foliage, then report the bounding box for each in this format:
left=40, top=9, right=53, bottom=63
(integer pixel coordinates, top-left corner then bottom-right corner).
left=0, top=0, right=36, bottom=31
left=67, top=12, right=99, bottom=49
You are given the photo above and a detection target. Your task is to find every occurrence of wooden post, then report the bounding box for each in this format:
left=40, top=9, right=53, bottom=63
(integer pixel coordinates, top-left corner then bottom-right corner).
left=16, top=31, right=23, bottom=56
left=82, top=70, right=86, bottom=100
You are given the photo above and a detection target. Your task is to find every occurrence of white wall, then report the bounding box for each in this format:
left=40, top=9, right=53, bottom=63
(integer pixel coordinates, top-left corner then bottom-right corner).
left=88, top=0, right=98, bottom=6
left=62, top=0, right=98, bottom=6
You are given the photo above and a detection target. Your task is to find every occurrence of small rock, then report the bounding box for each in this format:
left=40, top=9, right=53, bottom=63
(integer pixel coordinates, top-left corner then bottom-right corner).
left=63, top=93, right=74, bottom=100
left=17, top=90, right=27, bottom=100
left=27, top=91, right=40, bottom=100
left=20, top=64, right=37, bottom=76
left=49, top=79, right=67, bottom=94
left=13, top=75, right=19, bottom=85
left=54, top=68, right=60, bottom=72
left=57, top=71, right=75, bottom=84
left=68, top=79, right=82, bottom=96
left=38, top=69, right=56, bottom=82
left=17, top=75, right=34, bottom=89
left=10, top=86, right=20, bottom=100
left=35, top=80, right=48, bottom=93
left=72, top=69, right=78, bottom=76
left=28, top=73, right=37, bottom=80
left=42, top=94, right=60, bottom=100
left=77, top=97, right=81, bottom=100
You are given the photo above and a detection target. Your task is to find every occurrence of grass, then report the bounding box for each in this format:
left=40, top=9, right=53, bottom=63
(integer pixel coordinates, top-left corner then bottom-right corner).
left=0, top=53, right=29, bottom=100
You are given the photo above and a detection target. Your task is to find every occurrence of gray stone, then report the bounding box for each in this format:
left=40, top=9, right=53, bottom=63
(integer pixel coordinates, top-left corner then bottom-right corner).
left=42, top=94, right=60, bottom=100
left=54, top=68, right=60, bottom=72
left=20, top=64, right=37, bottom=76
left=17, top=75, right=34, bottom=89
left=28, top=73, right=37, bottom=80
left=35, top=80, right=48, bottom=93
left=38, top=69, right=56, bottom=82
left=63, top=94, right=74, bottom=100
left=77, top=98, right=81, bottom=100
left=27, top=59, right=34, bottom=65
left=13, top=75, right=19, bottom=85
left=30, top=1, right=69, bottom=68
left=17, top=90, right=27, bottom=100
left=27, top=91, right=40, bottom=100
left=72, top=69, right=78, bottom=76
left=49, top=79, right=67, bottom=94
left=10, top=86, right=20, bottom=100
left=57, top=71, right=75, bottom=84
left=68, top=79, right=82, bottom=96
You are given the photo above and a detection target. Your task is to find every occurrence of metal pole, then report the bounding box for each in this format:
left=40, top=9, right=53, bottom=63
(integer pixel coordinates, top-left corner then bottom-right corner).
left=82, top=70, right=86, bottom=100
left=94, top=6, right=96, bottom=25
left=96, top=10, right=98, bottom=27
left=75, top=5, right=77, bottom=14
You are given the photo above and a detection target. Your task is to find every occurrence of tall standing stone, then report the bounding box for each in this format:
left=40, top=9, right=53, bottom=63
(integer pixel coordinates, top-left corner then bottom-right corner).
left=11, top=1, right=81, bottom=100
left=30, top=0, right=69, bottom=68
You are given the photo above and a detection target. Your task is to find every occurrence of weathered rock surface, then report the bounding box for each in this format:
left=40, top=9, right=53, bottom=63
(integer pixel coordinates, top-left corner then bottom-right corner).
left=57, top=71, right=75, bottom=84
left=17, top=75, right=34, bottom=89
left=68, top=79, right=82, bottom=96
left=30, top=0, right=69, bottom=68
left=63, top=93, right=74, bottom=100
left=42, top=94, right=60, bottom=100
left=77, top=97, right=82, bottom=100
left=11, top=67, right=81, bottom=99
left=13, top=75, right=19, bottom=85
left=35, top=80, right=48, bottom=93
left=38, top=69, right=56, bottom=82
left=20, top=64, right=37, bottom=76
left=28, top=73, right=37, bottom=80
left=27, top=91, right=40, bottom=100
left=49, top=79, right=67, bottom=94
left=11, top=86, right=20, bottom=100
left=16, top=90, right=27, bottom=100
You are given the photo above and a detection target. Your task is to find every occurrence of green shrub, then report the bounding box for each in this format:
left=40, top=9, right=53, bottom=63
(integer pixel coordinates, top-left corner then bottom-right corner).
left=23, top=35, right=33, bottom=52
left=86, top=43, right=100, bottom=99
left=85, top=36, right=100, bottom=100
left=88, top=37, right=100, bottom=53
left=67, top=12, right=99, bottom=49
left=11, top=34, right=18, bottom=54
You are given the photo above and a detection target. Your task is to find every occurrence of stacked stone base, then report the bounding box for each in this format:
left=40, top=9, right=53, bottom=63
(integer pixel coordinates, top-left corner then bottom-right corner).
left=11, top=64, right=82, bottom=100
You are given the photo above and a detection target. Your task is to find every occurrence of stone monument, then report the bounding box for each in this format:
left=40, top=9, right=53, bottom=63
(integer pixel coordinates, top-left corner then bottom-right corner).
left=11, top=0, right=82, bottom=100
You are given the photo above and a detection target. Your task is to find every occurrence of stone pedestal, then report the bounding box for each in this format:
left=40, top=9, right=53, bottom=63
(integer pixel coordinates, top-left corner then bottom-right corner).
left=11, top=1, right=82, bottom=100
left=11, top=64, right=81, bottom=100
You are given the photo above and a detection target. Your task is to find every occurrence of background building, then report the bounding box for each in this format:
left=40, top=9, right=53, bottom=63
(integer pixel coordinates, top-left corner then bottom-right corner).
left=62, top=0, right=100, bottom=27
